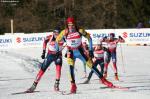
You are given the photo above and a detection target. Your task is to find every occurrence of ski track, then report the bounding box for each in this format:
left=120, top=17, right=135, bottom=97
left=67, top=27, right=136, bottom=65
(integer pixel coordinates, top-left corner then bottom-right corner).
left=0, top=46, right=150, bottom=99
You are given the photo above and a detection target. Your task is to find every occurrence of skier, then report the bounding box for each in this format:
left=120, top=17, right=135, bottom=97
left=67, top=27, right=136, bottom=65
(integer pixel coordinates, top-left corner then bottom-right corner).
left=26, top=28, right=64, bottom=92
left=55, top=17, right=114, bottom=94
left=102, top=33, right=125, bottom=80
left=83, top=43, right=108, bottom=84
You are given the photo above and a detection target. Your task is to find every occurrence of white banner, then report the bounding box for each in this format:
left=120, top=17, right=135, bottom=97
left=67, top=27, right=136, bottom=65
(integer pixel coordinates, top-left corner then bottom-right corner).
left=115, top=28, right=150, bottom=44
left=86, top=29, right=115, bottom=44
left=0, top=35, right=14, bottom=48
left=0, top=28, right=150, bottom=49
left=0, top=32, right=52, bottom=49
left=84, top=28, right=150, bottom=45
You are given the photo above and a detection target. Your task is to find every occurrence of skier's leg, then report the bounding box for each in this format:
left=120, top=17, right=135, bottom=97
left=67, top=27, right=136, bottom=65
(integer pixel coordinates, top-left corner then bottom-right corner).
left=86, top=59, right=113, bottom=87
left=112, top=52, right=117, bottom=73
left=69, top=65, right=77, bottom=93
left=67, top=50, right=77, bottom=93
left=83, top=60, right=98, bottom=84
left=35, top=54, right=53, bottom=83
left=54, top=55, right=62, bottom=91
left=88, top=60, right=99, bottom=80
left=27, top=54, right=53, bottom=92
left=99, top=59, right=104, bottom=75
left=77, top=49, right=113, bottom=87
left=112, top=52, right=119, bottom=80
left=104, top=51, right=111, bottom=78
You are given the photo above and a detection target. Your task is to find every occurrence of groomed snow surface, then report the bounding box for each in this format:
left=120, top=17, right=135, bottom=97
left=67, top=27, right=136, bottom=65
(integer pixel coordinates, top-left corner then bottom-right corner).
left=0, top=45, right=150, bottom=99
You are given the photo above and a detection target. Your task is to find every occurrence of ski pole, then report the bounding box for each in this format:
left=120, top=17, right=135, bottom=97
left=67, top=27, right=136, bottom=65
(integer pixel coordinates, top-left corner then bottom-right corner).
left=119, top=43, right=126, bottom=73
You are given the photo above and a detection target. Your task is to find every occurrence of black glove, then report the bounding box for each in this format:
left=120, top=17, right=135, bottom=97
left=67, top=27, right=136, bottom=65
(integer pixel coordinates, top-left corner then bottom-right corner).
left=41, top=50, right=46, bottom=59
left=65, top=52, right=67, bottom=58
left=102, top=47, right=111, bottom=55
left=102, top=47, right=108, bottom=51
left=89, top=50, right=94, bottom=58
left=118, top=36, right=123, bottom=39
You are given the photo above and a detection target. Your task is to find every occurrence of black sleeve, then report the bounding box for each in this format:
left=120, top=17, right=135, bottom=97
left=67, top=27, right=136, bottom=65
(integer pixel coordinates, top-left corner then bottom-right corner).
left=62, top=37, right=66, bottom=42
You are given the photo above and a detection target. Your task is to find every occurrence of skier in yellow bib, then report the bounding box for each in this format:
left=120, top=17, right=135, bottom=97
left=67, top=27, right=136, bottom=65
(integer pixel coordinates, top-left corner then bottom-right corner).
left=55, top=17, right=114, bottom=93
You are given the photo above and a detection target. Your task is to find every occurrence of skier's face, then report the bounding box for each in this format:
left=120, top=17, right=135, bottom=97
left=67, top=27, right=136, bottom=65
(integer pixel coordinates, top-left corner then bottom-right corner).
left=82, top=42, right=87, bottom=46
left=109, top=34, right=115, bottom=40
left=96, top=44, right=102, bottom=49
left=68, top=23, right=75, bottom=30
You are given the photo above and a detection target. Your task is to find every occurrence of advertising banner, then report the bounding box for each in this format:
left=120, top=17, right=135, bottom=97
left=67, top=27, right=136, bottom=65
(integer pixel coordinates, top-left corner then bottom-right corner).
left=0, top=35, right=14, bottom=49
left=0, top=29, right=150, bottom=49
left=0, top=32, right=52, bottom=49
left=115, top=28, right=150, bottom=44
left=86, top=29, right=115, bottom=44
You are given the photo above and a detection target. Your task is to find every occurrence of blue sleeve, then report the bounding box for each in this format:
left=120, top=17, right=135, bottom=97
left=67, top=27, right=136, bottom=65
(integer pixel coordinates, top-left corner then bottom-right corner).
left=55, top=42, right=59, bottom=52
left=89, top=37, right=93, bottom=51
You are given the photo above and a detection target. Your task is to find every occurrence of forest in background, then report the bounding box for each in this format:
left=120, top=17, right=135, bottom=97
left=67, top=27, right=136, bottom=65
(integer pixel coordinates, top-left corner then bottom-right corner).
left=0, top=0, right=150, bottom=34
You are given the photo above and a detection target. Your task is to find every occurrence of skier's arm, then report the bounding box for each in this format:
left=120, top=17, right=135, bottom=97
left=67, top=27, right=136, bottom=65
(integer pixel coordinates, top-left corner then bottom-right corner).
left=43, top=35, right=51, bottom=50
left=101, top=36, right=109, bottom=43
left=115, top=36, right=125, bottom=43
left=79, top=29, right=93, bottom=51
left=118, top=36, right=125, bottom=43
left=102, top=36, right=107, bottom=42
left=55, top=30, right=66, bottom=51
left=79, top=29, right=94, bottom=58
left=41, top=35, right=51, bottom=59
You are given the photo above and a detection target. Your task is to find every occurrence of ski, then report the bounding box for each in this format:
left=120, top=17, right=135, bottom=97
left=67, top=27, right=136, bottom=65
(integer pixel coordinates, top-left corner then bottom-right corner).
left=61, top=91, right=73, bottom=95
left=100, top=85, right=129, bottom=91
left=61, top=91, right=80, bottom=95
left=53, top=90, right=65, bottom=94
left=11, top=90, right=40, bottom=95
left=112, top=85, right=129, bottom=90
left=77, top=82, right=89, bottom=85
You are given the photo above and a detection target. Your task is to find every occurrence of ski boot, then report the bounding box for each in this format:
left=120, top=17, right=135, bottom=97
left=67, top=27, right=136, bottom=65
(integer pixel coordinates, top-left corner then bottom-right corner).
left=103, top=72, right=107, bottom=78
left=83, top=72, right=87, bottom=78
left=82, top=79, right=90, bottom=84
left=114, top=73, right=119, bottom=81
left=54, top=80, right=60, bottom=91
left=26, top=82, right=37, bottom=93
left=70, top=83, right=77, bottom=93
left=100, top=77, right=113, bottom=88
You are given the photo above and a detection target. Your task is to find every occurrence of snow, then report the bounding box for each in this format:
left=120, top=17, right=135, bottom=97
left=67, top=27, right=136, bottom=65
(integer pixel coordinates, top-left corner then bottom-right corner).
left=0, top=45, right=150, bottom=99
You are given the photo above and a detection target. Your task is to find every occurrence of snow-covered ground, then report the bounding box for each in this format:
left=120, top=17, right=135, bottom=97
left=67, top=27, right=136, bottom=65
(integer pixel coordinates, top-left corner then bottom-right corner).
left=0, top=45, right=150, bottom=99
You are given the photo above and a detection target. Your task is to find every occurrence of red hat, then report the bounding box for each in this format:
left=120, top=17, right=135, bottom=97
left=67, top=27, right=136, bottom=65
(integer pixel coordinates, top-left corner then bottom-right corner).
left=66, top=17, right=75, bottom=24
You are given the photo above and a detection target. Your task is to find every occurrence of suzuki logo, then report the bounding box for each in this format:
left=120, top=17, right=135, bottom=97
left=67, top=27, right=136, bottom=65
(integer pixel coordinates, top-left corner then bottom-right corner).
left=122, top=32, right=128, bottom=38
left=16, top=37, right=21, bottom=43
